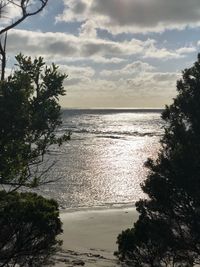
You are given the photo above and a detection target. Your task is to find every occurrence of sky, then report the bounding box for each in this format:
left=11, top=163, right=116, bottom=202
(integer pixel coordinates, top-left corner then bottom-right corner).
left=2, top=0, right=200, bottom=108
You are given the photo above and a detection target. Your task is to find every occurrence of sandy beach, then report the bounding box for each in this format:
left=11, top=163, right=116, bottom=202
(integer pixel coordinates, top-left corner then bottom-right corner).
left=55, top=207, right=138, bottom=266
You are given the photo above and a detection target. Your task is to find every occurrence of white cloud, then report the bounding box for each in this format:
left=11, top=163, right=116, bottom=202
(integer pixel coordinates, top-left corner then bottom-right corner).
left=6, top=29, right=192, bottom=63
left=62, top=59, right=179, bottom=106
left=99, top=61, right=179, bottom=96
left=60, top=64, right=95, bottom=78
left=142, top=39, right=184, bottom=60
left=4, top=28, right=187, bottom=100
left=176, top=46, right=196, bottom=54
left=79, top=20, right=97, bottom=38
left=7, top=29, right=136, bottom=58
left=59, top=56, right=126, bottom=64
left=57, top=0, right=200, bottom=34
left=122, top=72, right=179, bottom=99
left=62, top=69, right=179, bottom=108
left=100, top=61, right=155, bottom=77
left=59, top=64, right=95, bottom=86
left=90, top=56, right=126, bottom=64
left=2, top=1, right=197, bottom=108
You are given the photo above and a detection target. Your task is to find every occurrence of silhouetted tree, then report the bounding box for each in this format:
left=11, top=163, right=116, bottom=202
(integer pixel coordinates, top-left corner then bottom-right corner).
left=0, top=55, right=68, bottom=266
left=0, top=3, right=70, bottom=266
left=0, top=54, right=69, bottom=191
left=116, top=55, right=200, bottom=266
left=0, top=191, right=62, bottom=267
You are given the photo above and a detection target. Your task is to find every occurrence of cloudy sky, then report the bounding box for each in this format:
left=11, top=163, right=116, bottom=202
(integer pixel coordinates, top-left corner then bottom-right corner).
left=3, top=0, right=200, bottom=108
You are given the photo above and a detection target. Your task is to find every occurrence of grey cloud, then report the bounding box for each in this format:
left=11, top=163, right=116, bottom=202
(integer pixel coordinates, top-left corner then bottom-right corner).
left=7, top=33, right=78, bottom=57
left=60, top=0, right=200, bottom=33
left=72, top=1, right=87, bottom=14
left=81, top=42, right=122, bottom=57
left=48, top=41, right=78, bottom=56
left=91, top=0, right=200, bottom=27
left=7, top=33, right=30, bottom=51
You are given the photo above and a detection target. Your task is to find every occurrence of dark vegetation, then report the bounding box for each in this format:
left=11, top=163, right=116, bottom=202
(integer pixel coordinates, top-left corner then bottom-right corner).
left=0, top=54, right=69, bottom=189
left=0, top=1, right=69, bottom=266
left=116, top=55, right=200, bottom=266
left=0, top=191, right=62, bottom=267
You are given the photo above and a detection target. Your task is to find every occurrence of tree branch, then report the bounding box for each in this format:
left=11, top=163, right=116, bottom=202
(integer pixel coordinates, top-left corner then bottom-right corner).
left=0, top=31, right=7, bottom=80
left=0, top=0, right=48, bottom=36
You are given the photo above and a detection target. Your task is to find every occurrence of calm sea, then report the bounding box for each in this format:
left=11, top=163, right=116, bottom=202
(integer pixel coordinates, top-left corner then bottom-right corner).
left=37, top=109, right=163, bottom=210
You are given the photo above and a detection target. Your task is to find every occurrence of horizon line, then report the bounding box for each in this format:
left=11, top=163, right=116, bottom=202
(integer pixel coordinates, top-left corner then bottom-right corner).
left=61, top=107, right=165, bottom=110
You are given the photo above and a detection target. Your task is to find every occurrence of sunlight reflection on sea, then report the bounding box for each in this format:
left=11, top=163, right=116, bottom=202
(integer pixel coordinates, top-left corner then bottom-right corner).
left=37, top=109, right=163, bottom=210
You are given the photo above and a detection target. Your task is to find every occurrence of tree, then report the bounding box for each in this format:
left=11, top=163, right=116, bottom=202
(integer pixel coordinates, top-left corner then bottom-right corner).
left=0, top=54, right=69, bottom=266
left=0, top=54, right=69, bottom=191
left=116, top=55, right=200, bottom=266
left=0, top=2, right=70, bottom=266
left=0, top=191, right=62, bottom=267
left=0, top=1, right=71, bottom=191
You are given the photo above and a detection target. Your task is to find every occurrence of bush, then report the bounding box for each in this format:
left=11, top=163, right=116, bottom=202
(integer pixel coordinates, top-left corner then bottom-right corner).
left=0, top=191, right=62, bottom=266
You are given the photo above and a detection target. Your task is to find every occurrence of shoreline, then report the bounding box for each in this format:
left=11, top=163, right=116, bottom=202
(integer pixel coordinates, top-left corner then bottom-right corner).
left=55, top=207, right=138, bottom=266
left=59, top=202, right=138, bottom=216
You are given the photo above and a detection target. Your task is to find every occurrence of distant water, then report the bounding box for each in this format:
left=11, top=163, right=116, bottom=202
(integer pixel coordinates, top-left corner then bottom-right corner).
left=37, top=109, right=163, bottom=210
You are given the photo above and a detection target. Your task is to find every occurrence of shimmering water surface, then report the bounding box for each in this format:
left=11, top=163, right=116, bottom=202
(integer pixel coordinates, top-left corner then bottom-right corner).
left=38, top=109, right=163, bottom=210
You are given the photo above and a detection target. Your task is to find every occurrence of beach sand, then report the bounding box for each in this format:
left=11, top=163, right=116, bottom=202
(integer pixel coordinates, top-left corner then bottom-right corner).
left=55, top=207, right=138, bottom=266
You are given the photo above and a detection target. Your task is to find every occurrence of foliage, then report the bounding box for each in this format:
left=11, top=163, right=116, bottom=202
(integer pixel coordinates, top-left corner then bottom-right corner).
left=116, top=55, right=200, bottom=266
left=0, top=55, right=68, bottom=266
left=0, top=54, right=69, bottom=190
left=0, top=191, right=62, bottom=267
left=0, top=2, right=68, bottom=267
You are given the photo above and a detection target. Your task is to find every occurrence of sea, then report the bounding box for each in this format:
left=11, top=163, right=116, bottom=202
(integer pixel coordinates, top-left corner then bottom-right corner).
left=37, top=109, right=164, bottom=211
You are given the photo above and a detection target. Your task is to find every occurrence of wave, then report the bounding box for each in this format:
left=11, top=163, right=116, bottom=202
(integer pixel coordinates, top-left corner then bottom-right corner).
left=59, top=201, right=136, bottom=212
left=97, top=135, right=124, bottom=140
left=58, top=128, right=162, bottom=138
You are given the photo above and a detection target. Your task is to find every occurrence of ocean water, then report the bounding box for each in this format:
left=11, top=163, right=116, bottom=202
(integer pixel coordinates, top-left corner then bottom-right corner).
left=37, top=109, right=163, bottom=210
